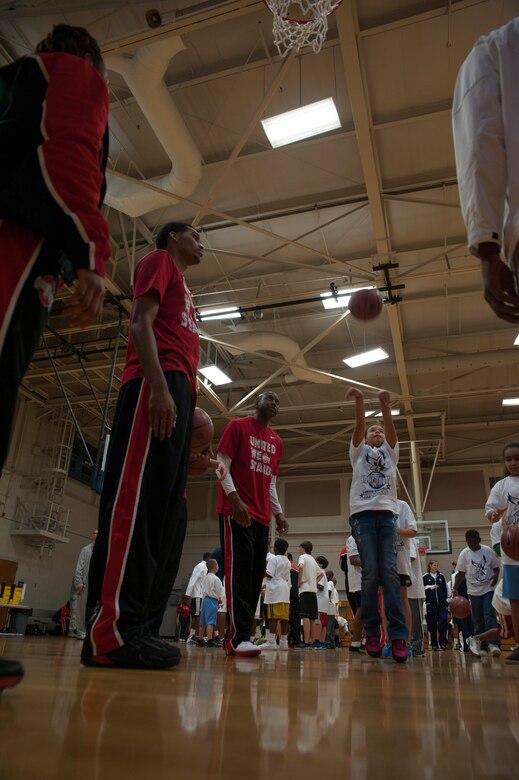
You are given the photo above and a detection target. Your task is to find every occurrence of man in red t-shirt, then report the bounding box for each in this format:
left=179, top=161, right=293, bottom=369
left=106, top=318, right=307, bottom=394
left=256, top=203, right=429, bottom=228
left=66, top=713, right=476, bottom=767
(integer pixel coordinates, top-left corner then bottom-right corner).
left=83, top=222, right=203, bottom=670
left=217, top=391, right=288, bottom=657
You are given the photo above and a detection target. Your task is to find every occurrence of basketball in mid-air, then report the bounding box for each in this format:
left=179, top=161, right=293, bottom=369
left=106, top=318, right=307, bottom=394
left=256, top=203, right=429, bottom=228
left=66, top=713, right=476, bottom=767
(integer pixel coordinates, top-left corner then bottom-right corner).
left=501, top=523, right=519, bottom=561
left=450, top=596, right=471, bottom=619
left=348, top=289, right=383, bottom=321
left=191, top=407, right=214, bottom=455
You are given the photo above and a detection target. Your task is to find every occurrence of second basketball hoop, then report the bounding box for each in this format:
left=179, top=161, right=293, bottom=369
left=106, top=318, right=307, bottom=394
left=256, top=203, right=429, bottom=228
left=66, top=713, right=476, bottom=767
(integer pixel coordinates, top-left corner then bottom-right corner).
left=263, top=1, right=342, bottom=57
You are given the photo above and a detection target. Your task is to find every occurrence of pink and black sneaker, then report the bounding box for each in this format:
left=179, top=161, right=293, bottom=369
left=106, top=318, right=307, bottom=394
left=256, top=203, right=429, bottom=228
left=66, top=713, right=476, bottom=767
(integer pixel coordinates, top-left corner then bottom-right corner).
left=391, top=639, right=409, bottom=664
left=365, top=636, right=382, bottom=658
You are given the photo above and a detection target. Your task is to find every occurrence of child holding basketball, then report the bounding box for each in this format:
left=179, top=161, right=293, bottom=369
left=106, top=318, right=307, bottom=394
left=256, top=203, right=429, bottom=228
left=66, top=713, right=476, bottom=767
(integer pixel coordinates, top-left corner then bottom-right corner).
left=485, top=441, right=519, bottom=663
left=346, top=388, right=408, bottom=663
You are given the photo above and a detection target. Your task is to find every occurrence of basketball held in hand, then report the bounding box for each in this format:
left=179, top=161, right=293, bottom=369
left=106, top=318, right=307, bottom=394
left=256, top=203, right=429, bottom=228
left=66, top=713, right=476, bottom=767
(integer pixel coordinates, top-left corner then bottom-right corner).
left=450, top=596, right=471, bottom=619
left=348, top=289, right=383, bottom=321
left=188, top=453, right=211, bottom=477
left=191, top=407, right=214, bottom=455
left=501, top=523, right=519, bottom=561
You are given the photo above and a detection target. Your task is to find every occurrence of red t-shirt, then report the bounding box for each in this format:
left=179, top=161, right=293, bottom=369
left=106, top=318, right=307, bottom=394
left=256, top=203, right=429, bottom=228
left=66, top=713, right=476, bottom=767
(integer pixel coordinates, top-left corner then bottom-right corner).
left=217, top=417, right=283, bottom=525
left=121, top=250, right=200, bottom=398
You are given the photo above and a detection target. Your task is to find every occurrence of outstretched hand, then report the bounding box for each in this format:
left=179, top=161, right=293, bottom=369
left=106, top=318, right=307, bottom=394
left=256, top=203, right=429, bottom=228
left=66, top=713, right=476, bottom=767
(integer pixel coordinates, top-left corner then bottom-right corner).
left=346, top=387, right=363, bottom=401
left=480, top=246, right=519, bottom=323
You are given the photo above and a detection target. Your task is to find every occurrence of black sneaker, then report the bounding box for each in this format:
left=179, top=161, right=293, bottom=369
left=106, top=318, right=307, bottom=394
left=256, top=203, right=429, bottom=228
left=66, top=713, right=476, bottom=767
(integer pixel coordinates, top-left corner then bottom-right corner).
left=506, top=646, right=519, bottom=664
left=0, top=659, right=24, bottom=692
left=205, top=639, right=217, bottom=648
left=81, top=632, right=181, bottom=669
left=349, top=644, right=362, bottom=653
left=196, top=638, right=205, bottom=647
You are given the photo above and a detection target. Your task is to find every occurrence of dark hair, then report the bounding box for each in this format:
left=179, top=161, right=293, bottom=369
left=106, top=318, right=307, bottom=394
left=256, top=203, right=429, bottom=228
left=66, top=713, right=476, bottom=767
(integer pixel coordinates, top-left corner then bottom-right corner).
left=286, top=552, right=293, bottom=561
left=202, top=552, right=212, bottom=561
left=274, top=538, right=288, bottom=555
left=35, top=24, right=103, bottom=71
left=316, top=555, right=328, bottom=568
left=300, top=540, right=313, bottom=554
left=465, top=529, right=481, bottom=541
left=326, top=569, right=334, bottom=579
left=156, top=221, right=194, bottom=250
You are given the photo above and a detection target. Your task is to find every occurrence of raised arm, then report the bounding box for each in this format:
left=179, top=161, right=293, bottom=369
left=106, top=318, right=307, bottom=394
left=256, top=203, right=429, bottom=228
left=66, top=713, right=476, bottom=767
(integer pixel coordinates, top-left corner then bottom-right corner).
left=346, top=387, right=366, bottom=446
left=378, top=390, right=397, bottom=449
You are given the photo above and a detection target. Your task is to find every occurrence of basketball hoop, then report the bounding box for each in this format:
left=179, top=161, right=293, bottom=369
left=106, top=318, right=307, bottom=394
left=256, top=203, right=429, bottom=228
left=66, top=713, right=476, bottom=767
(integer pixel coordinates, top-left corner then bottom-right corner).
left=263, top=1, right=342, bottom=57
left=418, top=546, right=428, bottom=557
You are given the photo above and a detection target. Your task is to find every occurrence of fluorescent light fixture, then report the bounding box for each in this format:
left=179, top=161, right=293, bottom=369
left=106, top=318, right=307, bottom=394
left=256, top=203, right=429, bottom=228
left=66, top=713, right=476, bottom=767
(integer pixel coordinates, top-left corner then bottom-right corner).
left=375, top=409, right=400, bottom=417
left=261, top=97, right=341, bottom=149
left=343, top=348, right=389, bottom=368
left=502, top=398, right=519, bottom=406
left=364, top=410, right=376, bottom=417
left=198, top=306, right=240, bottom=322
left=321, top=286, right=375, bottom=310
left=514, top=334, right=519, bottom=346
left=199, top=365, right=232, bottom=386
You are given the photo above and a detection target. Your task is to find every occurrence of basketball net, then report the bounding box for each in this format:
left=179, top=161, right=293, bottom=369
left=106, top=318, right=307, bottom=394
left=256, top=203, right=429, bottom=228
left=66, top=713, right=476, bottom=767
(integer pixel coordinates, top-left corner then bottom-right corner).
left=418, top=546, right=428, bottom=557
left=264, top=1, right=342, bottom=57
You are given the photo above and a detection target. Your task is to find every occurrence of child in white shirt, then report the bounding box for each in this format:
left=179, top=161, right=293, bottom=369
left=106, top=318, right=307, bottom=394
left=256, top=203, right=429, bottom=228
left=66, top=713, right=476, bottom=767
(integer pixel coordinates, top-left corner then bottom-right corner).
left=298, top=540, right=323, bottom=647
left=262, top=538, right=291, bottom=651
left=197, top=559, right=224, bottom=647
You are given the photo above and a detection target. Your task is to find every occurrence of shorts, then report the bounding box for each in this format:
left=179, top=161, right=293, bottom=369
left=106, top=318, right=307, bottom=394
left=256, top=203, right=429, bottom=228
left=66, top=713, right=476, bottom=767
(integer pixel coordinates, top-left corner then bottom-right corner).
left=190, top=597, right=201, bottom=617
left=319, top=612, right=328, bottom=627
left=199, top=596, right=218, bottom=628
left=266, top=603, right=289, bottom=621
left=502, top=564, right=519, bottom=600
left=299, top=592, right=318, bottom=620
left=399, top=574, right=412, bottom=588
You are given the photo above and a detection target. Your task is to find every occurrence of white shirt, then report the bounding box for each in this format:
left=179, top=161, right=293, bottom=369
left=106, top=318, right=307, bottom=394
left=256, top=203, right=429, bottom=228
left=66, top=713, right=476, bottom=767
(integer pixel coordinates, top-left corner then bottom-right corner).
left=298, top=553, right=321, bottom=594
left=327, top=584, right=339, bottom=616
left=346, top=535, right=362, bottom=593
left=408, top=545, right=426, bottom=599
left=456, top=545, right=499, bottom=596
left=264, top=554, right=290, bottom=604
left=349, top=440, right=399, bottom=515
left=73, top=542, right=94, bottom=589
left=186, top=560, right=208, bottom=598
left=395, top=499, right=417, bottom=577
left=485, top=476, right=519, bottom=566
left=316, top=570, right=330, bottom=613
left=202, top=572, right=224, bottom=601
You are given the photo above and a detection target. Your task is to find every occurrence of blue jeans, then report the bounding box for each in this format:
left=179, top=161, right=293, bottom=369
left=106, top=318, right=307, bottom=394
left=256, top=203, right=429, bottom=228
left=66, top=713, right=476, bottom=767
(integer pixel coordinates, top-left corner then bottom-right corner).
left=350, top=510, right=408, bottom=640
left=469, top=591, right=500, bottom=650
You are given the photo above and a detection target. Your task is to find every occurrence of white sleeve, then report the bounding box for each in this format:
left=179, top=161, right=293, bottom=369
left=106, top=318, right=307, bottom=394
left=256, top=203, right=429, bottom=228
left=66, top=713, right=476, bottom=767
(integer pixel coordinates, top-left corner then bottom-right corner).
left=452, top=35, right=506, bottom=253
left=485, top=480, right=505, bottom=518
left=269, top=475, right=283, bottom=517
left=186, top=562, right=203, bottom=597
left=73, top=546, right=87, bottom=587
left=217, top=452, right=237, bottom=496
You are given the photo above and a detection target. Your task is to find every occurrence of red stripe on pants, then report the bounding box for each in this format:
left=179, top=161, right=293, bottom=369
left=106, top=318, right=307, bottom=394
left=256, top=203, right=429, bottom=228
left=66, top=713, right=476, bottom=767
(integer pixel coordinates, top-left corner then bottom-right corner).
left=91, top=383, right=151, bottom=656
left=223, top=516, right=236, bottom=652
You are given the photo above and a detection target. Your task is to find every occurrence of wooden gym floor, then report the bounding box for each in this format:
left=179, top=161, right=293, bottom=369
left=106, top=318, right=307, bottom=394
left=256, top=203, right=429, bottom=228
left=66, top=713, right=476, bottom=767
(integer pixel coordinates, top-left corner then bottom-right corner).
left=1, top=636, right=518, bottom=780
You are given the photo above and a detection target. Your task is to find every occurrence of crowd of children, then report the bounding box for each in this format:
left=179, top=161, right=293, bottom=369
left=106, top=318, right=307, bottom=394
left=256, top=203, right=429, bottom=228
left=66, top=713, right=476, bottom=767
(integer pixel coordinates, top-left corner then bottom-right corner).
left=172, top=392, right=517, bottom=666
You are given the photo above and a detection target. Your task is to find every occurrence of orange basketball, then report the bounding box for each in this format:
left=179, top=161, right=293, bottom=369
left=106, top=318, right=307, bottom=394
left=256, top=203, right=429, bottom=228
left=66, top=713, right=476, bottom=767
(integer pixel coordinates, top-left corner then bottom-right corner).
left=501, top=523, right=519, bottom=561
left=191, top=407, right=214, bottom=455
left=188, top=456, right=210, bottom=477
left=450, top=596, right=471, bottom=619
left=348, top=289, right=383, bottom=321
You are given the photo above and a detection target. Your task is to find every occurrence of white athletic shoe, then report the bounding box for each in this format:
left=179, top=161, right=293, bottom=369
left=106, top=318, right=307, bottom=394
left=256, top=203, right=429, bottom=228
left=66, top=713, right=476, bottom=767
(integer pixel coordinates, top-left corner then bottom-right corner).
left=279, top=641, right=289, bottom=651
left=261, top=641, right=278, bottom=651
left=489, top=644, right=501, bottom=657
left=232, top=641, right=261, bottom=657
left=469, top=636, right=481, bottom=658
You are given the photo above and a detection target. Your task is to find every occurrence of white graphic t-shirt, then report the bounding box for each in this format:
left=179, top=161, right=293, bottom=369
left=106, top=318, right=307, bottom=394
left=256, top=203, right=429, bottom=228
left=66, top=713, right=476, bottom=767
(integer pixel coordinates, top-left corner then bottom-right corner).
left=486, top=476, right=519, bottom=566
left=456, top=544, right=499, bottom=596
left=346, top=535, right=362, bottom=593
left=264, top=554, right=291, bottom=604
left=395, top=499, right=418, bottom=577
left=349, top=440, right=399, bottom=515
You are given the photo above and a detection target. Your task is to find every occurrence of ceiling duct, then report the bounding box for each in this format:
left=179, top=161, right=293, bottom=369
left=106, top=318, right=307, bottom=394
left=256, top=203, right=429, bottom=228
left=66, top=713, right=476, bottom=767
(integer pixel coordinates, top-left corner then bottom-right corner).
left=223, top=331, right=332, bottom=384
left=104, top=37, right=202, bottom=217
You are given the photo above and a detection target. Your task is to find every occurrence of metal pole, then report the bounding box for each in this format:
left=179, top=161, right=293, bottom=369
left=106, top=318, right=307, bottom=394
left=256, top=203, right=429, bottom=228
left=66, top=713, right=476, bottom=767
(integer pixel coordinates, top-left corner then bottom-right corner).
left=410, top=440, right=423, bottom=521
left=42, top=336, right=94, bottom=466
left=93, top=312, right=123, bottom=486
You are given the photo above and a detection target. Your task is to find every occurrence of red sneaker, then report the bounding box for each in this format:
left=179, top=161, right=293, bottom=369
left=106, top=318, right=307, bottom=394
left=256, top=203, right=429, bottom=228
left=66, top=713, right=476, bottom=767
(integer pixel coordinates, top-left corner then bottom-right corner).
left=391, top=639, right=409, bottom=664
left=365, top=636, right=382, bottom=658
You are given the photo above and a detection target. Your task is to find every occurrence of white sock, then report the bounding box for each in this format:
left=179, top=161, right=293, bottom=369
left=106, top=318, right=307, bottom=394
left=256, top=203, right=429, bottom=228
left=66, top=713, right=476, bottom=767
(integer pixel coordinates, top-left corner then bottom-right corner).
left=351, top=641, right=361, bottom=648
left=280, top=636, right=288, bottom=647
